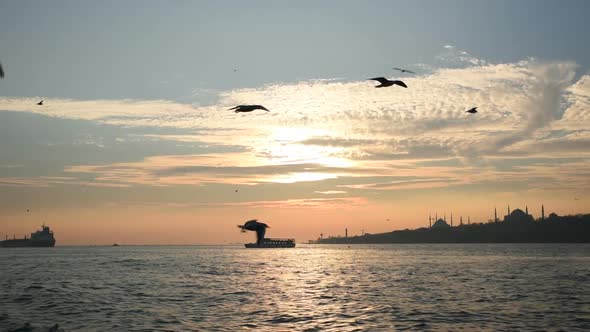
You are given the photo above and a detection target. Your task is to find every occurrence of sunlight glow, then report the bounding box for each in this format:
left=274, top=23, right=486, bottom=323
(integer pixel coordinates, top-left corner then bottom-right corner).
left=261, top=127, right=355, bottom=169
left=267, top=172, right=341, bottom=184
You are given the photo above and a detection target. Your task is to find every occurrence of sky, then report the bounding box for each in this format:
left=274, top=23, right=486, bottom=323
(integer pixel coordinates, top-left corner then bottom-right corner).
left=1, top=0, right=589, bottom=245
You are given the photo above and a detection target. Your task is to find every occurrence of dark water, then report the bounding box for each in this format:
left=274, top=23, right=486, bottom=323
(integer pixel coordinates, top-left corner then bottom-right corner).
left=1, top=244, right=589, bottom=331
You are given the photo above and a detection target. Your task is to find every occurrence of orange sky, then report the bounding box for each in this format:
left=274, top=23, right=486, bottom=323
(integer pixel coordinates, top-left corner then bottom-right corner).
left=0, top=187, right=587, bottom=245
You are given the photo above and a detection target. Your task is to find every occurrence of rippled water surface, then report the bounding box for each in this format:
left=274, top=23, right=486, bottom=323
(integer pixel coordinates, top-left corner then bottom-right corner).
left=1, top=244, right=590, bottom=331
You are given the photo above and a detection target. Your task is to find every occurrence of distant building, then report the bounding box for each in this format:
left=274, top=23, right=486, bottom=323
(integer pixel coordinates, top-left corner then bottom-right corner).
left=432, top=218, right=450, bottom=229
left=503, top=208, right=534, bottom=223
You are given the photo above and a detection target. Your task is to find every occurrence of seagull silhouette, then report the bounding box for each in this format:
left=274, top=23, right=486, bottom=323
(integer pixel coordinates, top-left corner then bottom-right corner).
left=238, top=219, right=270, bottom=246
left=229, top=105, right=270, bottom=113
left=0, top=62, right=4, bottom=78
left=393, top=67, right=415, bottom=74
left=37, top=100, right=44, bottom=105
left=466, top=107, right=478, bottom=114
left=368, top=77, right=408, bottom=88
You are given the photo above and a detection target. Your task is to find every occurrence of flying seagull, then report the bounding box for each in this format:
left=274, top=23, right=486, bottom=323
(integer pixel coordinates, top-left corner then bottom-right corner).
left=0, top=62, right=4, bottom=78
left=238, top=219, right=270, bottom=246
left=368, top=77, right=408, bottom=88
left=466, top=107, right=478, bottom=114
left=229, top=105, right=270, bottom=113
left=393, top=67, right=415, bottom=74
left=37, top=100, right=44, bottom=105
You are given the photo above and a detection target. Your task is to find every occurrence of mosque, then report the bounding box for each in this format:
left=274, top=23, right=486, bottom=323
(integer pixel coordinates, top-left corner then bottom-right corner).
left=428, top=213, right=456, bottom=229
left=428, top=204, right=548, bottom=228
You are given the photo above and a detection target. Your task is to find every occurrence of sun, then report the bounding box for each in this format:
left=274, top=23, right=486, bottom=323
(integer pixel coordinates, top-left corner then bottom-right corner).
left=255, top=127, right=355, bottom=183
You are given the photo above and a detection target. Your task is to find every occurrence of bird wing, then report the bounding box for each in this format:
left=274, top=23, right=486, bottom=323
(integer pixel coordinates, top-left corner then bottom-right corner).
left=0, top=63, right=4, bottom=78
left=368, top=77, right=388, bottom=84
left=393, top=80, right=408, bottom=88
left=404, top=69, right=416, bottom=74
left=257, top=105, right=270, bottom=112
left=393, top=67, right=403, bottom=72
left=228, top=106, right=240, bottom=110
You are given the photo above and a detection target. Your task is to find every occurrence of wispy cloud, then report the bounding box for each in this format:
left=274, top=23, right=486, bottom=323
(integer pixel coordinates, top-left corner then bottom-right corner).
left=105, top=197, right=367, bottom=210
left=315, top=190, right=347, bottom=195
left=0, top=176, right=129, bottom=188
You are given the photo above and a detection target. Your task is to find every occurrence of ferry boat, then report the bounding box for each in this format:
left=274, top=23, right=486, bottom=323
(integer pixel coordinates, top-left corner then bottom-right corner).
left=245, top=238, right=296, bottom=248
left=0, top=225, right=56, bottom=247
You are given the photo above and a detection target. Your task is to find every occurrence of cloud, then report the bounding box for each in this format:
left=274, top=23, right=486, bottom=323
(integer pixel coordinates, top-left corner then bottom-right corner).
left=63, top=154, right=375, bottom=186
left=220, top=197, right=368, bottom=209
left=558, top=73, right=590, bottom=129
left=436, top=44, right=487, bottom=67
left=338, top=177, right=463, bottom=191
left=0, top=176, right=129, bottom=188
left=105, top=197, right=368, bottom=210
left=1, top=47, right=589, bottom=196
left=315, top=190, right=347, bottom=195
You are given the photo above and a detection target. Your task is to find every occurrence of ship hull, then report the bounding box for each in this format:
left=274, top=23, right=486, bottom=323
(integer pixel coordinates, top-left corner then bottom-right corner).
left=245, top=243, right=295, bottom=248
left=245, top=238, right=295, bottom=248
left=0, top=239, right=55, bottom=248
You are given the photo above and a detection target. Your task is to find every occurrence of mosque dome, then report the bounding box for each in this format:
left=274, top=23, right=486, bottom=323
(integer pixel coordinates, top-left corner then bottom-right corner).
left=432, top=218, right=450, bottom=228
left=504, top=208, right=534, bottom=223
left=511, top=209, right=527, bottom=218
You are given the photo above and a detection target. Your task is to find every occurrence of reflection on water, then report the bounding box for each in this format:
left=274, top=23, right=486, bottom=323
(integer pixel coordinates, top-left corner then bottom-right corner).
left=1, top=244, right=590, bottom=331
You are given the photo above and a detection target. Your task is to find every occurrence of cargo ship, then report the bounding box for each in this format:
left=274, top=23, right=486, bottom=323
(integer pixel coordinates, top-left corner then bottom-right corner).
left=245, top=238, right=296, bottom=248
left=0, top=225, right=56, bottom=247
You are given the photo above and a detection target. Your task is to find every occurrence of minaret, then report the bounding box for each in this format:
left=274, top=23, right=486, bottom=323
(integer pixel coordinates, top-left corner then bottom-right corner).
left=508, top=205, right=511, bottom=216
left=460, top=216, right=463, bottom=226
left=345, top=228, right=348, bottom=238
left=495, top=207, right=498, bottom=222
left=526, top=206, right=528, bottom=215
left=444, top=213, right=447, bottom=223
left=468, top=216, right=471, bottom=224
left=451, top=213, right=453, bottom=227
left=542, top=204, right=545, bottom=221
left=429, top=213, right=432, bottom=228
left=436, top=212, right=438, bottom=221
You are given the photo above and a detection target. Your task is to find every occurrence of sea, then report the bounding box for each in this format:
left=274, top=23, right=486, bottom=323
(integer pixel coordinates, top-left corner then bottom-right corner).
left=1, top=244, right=589, bottom=331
